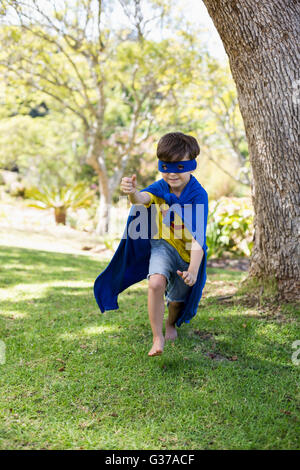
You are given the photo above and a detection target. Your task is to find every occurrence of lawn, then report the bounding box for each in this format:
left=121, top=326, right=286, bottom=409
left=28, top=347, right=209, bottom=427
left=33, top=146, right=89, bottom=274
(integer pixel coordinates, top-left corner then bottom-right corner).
left=0, top=244, right=299, bottom=450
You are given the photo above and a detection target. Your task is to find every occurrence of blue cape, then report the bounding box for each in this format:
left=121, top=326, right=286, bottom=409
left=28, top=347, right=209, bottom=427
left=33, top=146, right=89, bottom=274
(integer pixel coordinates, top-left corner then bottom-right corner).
left=94, top=174, right=208, bottom=327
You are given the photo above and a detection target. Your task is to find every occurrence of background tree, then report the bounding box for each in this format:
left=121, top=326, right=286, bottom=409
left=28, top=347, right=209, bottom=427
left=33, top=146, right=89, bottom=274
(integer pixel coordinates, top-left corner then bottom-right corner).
left=154, top=46, right=250, bottom=190
left=0, top=0, right=175, bottom=234
left=0, top=1, right=254, bottom=248
left=200, top=57, right=250, bottom=188
left=4, top=0, right=232, bottom=234
left=0, top=88, right=86, bottom=188
left=202, top=0, right=300, bottom=301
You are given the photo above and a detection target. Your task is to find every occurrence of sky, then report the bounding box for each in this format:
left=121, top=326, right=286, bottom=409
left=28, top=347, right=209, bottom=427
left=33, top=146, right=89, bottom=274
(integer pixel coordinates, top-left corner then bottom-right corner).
left=2, top=0, right=227, bottom=61
left=182, top=0, right=226, bottom=60
left=112, top=0, right=227, bottom=61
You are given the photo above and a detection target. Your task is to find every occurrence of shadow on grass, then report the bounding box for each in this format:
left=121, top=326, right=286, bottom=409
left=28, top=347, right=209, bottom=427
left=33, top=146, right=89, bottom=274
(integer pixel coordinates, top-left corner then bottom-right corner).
left=1, top=281, right=297, bottom=371
left=206, top=267, right=246, bottom=280
left=0, top=245, right=107, bottom=288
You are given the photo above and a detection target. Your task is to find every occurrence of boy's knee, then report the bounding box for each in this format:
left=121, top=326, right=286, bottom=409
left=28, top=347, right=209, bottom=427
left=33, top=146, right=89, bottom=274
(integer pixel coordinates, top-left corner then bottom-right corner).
left=148, top=273, right=167, bottom=291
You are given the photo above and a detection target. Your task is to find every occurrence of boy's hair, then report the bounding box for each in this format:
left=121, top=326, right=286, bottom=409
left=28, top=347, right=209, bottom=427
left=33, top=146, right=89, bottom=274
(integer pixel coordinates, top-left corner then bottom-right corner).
left=157, top=132, right=200, bottom=162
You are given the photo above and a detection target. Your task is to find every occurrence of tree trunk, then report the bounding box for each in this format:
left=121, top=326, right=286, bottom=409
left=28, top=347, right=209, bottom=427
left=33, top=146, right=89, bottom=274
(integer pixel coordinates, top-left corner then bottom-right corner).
left=203, top=0, right=300, bottom=301
left=86, top=134, right=112, bottom=236
left=96, top=179, right=112, bottom=236
left=54, top=207, right=66, bottom=225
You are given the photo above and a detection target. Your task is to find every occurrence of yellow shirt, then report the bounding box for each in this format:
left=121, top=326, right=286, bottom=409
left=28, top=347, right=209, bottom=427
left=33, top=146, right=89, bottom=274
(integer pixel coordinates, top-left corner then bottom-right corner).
left=142, top=191, right=193, bottom=263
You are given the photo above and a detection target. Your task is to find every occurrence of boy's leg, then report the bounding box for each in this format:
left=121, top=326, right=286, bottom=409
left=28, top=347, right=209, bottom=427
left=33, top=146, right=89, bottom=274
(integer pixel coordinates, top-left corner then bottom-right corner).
left=165, top=301, right=185, bottom=341
left=147, top=274, right=167, bottom=356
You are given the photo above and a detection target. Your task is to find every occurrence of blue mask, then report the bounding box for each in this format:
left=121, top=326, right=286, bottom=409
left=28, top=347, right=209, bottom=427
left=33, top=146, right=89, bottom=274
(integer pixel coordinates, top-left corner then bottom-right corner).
left=158, top=159, right=197, bottom=173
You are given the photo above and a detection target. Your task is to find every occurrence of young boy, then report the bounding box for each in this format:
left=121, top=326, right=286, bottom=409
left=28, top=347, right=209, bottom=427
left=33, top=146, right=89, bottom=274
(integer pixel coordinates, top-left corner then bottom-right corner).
left=120, top=132, right=207, bottom=356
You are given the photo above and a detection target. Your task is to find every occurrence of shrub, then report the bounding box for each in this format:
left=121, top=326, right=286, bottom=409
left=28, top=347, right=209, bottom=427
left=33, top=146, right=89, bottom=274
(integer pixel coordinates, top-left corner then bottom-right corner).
left=207, top=196, right=254, bottom=258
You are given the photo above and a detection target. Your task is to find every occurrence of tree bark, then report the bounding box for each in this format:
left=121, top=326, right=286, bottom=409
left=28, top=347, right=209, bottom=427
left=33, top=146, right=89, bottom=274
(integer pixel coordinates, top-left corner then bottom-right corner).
left=203, top=0, right=300, bottom=301
left=96, top=177, right=112, bottom=235
left=86, top=135, right=110, bottom=235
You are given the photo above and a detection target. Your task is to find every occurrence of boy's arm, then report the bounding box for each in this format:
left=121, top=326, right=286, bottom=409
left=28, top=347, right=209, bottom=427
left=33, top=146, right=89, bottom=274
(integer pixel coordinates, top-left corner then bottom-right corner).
left=178, top=191, right=208, bottom=286
left=185, top=193, right=207, bottom=284
left=188, top=237, right=204, bottom=278
left=128, top=190, right=151, bottom=206
left=177, top=237, right=204, bottom=286
left=121, top=174, right=151, bottom=205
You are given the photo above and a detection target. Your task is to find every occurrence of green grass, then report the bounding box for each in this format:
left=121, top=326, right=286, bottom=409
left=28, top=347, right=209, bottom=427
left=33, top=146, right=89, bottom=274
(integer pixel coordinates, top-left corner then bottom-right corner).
left=0, top=245, right=299, bottom=450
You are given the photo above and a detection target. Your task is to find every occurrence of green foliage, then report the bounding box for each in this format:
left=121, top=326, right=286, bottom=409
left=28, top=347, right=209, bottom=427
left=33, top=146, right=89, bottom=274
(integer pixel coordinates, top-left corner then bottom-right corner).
left=207, top=197, right=254, bottom=258
left=0, top=4, right=249, bottom=212
left=0, top=111, right=87, bottom=188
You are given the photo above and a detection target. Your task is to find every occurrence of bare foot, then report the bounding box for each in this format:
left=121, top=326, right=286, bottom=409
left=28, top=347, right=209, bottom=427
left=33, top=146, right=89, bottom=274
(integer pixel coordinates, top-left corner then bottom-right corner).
left=148, top=336, right=165, bottom=356
left=165, top=319, right=178, bottom=341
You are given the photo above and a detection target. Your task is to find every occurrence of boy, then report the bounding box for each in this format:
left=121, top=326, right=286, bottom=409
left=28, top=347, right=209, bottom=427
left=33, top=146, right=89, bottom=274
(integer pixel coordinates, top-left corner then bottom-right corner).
left=121, top=132, right=207, bottom=356
left=94, top=132, right=208, bottom=357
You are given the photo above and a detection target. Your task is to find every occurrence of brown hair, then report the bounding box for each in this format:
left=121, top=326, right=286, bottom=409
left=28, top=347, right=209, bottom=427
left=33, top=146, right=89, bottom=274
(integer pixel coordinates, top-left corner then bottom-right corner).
left=157, top=132, right=200, bottom=162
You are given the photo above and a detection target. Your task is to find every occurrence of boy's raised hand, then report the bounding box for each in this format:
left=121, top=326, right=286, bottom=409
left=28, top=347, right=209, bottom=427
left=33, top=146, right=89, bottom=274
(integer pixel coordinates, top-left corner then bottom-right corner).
left=177, top=270, right=197, bottom=286
left=121, top=174, right=137, bottom=194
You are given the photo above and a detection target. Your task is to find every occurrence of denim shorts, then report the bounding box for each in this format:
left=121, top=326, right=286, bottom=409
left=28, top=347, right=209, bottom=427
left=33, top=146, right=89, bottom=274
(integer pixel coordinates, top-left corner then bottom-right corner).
left=147, top=238, right=192, bottom=304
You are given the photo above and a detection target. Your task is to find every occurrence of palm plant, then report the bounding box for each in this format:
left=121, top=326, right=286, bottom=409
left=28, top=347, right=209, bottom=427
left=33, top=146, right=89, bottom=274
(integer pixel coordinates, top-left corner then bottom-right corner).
left=26, top=183, right=95, bottom=225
